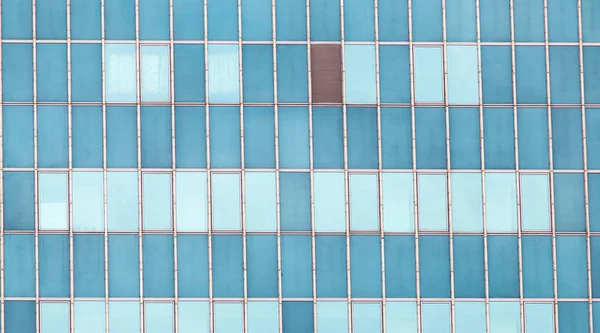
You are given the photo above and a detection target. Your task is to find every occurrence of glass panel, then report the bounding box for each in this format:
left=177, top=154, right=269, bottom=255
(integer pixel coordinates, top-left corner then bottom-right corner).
left=69, top=0, right=101, bottom=39
left=485, top=172, right=518, bottom=232
left=211, top=173, right=241, bottom=230
left=247, top=302, right=279, bottom=333
left=281, top=235, right=313, bottom=298
left=139, top=0, right=169, bottom=40
left=141, top=45, right=170, bottom=101
left=353, top=303, right=381, bottom=333
left=309, top=0, right=341, bottom=41
left=385, top=302, right=417, bottom=332
left=105, top=44, right=137, bottom=102
left=378, top=0, right=408, bottom=41
left=174, top=45, right=205, bottom=102
left=242, top=45, right=274, bottom=102
left=520, top=174, right=551, bottom=231
left=412, top=0, right=442, bottom=42
left=584, top=48, right=600, bottom=104
left=552, top=108, right=584, bottom=170
left=313, top=107, right=344, bottom=168
left=107, top=172, right=139, bottom=231
left=277, top=46, right=308, bottom=103
left=446, top=0, right=476, bottom=42
left=316, top=235, right=347, bottom=297
left=418, top=174, right=447, bottom=231
left=384, top=235, right=417, bottom=298
left=173, top=0, right=203, bottom=40
left=419, top=236, right=451, bottom=298
left=178, top=302, right=210, bottom=333
left=347, top=107, right=378, bottom=169
left=212, top=235, right=244, bottom=298
left=350, top=236, right=382, bottom=298
left=141, top=106, right=172, bottom=168
left=421, top=303, right=450, bottom=333
left=106, top=106, right=138, bottom=168
left=176, top=172, right=208, bottom=232
left=382, top=173, right=414, bottom=232
left=517, top=108, right=549, bottom=169
left=37, top=44, right=68, bottom=102
left=145, top=302, right=174, bottom=333
left=515, top=46, right=547, bottom=104
left=39, top=234, right=70, bottom=297
left=350, top=174, right=379, bottom=231
left=143, top=173, right=172, bottom=230
left=2, top=43, right=33, bottom=102
left=245, top=172, right=277, bottom=232
left=214, top=303, right=243, bottom=332
left=108, top=235, right=140, bottom=297
left=247, top=235, right=278, bottom=297
left=3, top=106, right=34, bottom=168
left=242, top=0, right=271, bottom=41
left=73, top=172, right=104, bottom=232
left=74, top=301, right=105, bottom=333
left=208, top=45, right=240, bottom=103
left=449, top=107, right=481, bottom=169
left=275, top=0, right=306, bottom=41
left=481, top=46, right=513, bottom=104
left=108, top=302, right=140, bottom=333
left=39, top=172, right=68, bottom=230
left=209, top=106, right=241, bottom=168
left=314, top=172, right=346, bottom=232
left=5, top=301, right=36, bottom=333
left=488, top=236, right=520, bottom=298
left=104, top=0, right=135, bottom=39
left=282, top=302, right=314, bottom=333
left=278, top=107, right=310, bottom=168
left=557, top=235, right=588, bottom=298
left=244, top=106, right=275, bottom=168
left=525, top=303, right=554, bottom=333
left=453, top=236, right=485, bottom=298
left=3, top=171, right=35, bottom=231
left=344, top=0, right=374, bottom=41
left=379, top=47, right=411, bottom=103
left=483, top=108, right=515, bottom=169
left=414, top=47, right=443, bottom=103
left=455, top=302, right=486, bottom=333
left=72, top=106, right=103, bottom=167
left=345, top=45, right=376, bottom=103
left=280, top=172, right=311, bottom=231
left=2, top=0, right=33, bottom=39
left=549, top=46, right=581, bottom=104
left=447, top=46, right=479, bottom=104
left=558, top=302, right=589, bottom=333
left=41, top=302, right=69, bottom=333
left=514, top=0, right=545, bottom=42
left=177, top=235, right=209, bottom=298
left=207, top=0, right=238, bottom=40
left=74, top=235, right=105, bottom=297
left=451, top=173, right=483, bottom=232
left=489, top=302, right=521, bottom=333
left=415, top=108, right=446, bottom=169
left=175, top=106, right=206, bottom=168
left=554, top=173, right=586, bottom=232
left=142, top=235, right=175, bottom=297
left=522, top=236, right=554, bottom=298
left=316, top=302, right=348, bottom=333
left=5, top=235, right=35, bottom=297
left=37, top=106, right=68, bottom=168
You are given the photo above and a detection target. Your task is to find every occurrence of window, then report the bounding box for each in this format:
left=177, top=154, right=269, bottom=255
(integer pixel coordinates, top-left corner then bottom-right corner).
left=247, top=235, right=278, bottom=297
left=450, top=173, right=483, bottom=232
left=241, top=0, right=272, bottom=41
left=142, top=235, right=175, bottom=297
left=74, top=301, right=105, bottom=333
left=72, top=106, right=103, bottom=168
left=39, top=234, right=69, bottom=297
left=141, top=106, right=172, bottom=168
left=214, top=303, right=243, bottom=330
left=247, top=302, right=279, bottom=333
left=421, top=303, right=450, bottom=333
left=353, top=303, right=382, bottom=333
left=39, top=172, right=68, bottom=230
left=244, top=107, right=275, bottom=168
left=178, top=302, right=209, bottom=333
left=208, top=45, right=240, bottom=103
left=379, top=47, right=411, bottom=103
left=347, top=107, right=378, bottom=168
left=2, top=43, right=33, bottom=102
left=176, top=172, right=208, bottom=232
left=350, top=236, right=382, bottom=297
left=414, top=47, right=443, bottom=103
left=108, top=235, right=140, bottom=297
left=207, top=0, right=238, bottom=40
left=513, top=0, right=544, bottom=42
left=343, top=0, right=374, bottom=41
left=520, top=174, right=551, bottom=231
left=105, top=44, right=137, bottom=103
left=3, top=106, right=34, bottom=168
left=485, top=172, right=518, bottom=232
left=107, top=172, right=139, bottom=232
left=313, top=107, right=344, bottom=169
left=489, top=302, right=521, bottom=332
left=412, top=0, right=442, bottom=42
left=382, top=173, right=414, bottom=232
left=314, top=172, right=346, bottom=232
left=445, top=0, right=476, bottom=42
left=242, top=45, right=274, bottom=102
left=41, top=302, right=69, bottom=333
left=419, top=236, right=451, bottom=298
left=2, top=0, right=33, bottom=39
left=277, top=46, right=309, bottom=103
left=174, top=0, right=204, bottom=40
left=276, top=0, right=307, bottom=41
left=316, top=235, right=347, bottom=297
left=174, top=45, right=205, bottom=102
left=139, top=0, right=169, bottom=40
left=108, top=302, right=140, bottom=333
left=281, top=235, right=312, bottom=297
left=142, top=173, right=173, bottom=230
left=209, top=107, right=241, bottom=168
left=177, top=235, right=209, bottom=298
left=174, top=106, right=207, bottom=167
left=105, top=0, right=135, bottom=40
left=455, top=302, right=485, bottom=333
left=349, top=174, right=379, bottom=231
left=549, top=46, right=581, bottom=104
left=418, top=174, right=447, bottom=231
left=72, top=171, right=104, bottom=232
left=74, top=235, right=105, bottom=297
left=378, top=0, right=409, bottom=41
left=453, top=236, right=485, bottom=298
left=525, top=303, right=554, bottom=333
left=141, top=45, right=170, bottom=102
left=481, top=46, right=513, bottom=104
left=310, top=0, right=341, bottom=41
left=211, top=173, right=241, bottom=230
left=37, top=43, right=68, bottom=102
left=515, top=46, right=547, bottom=104
left=344, top=45, right=377, bottom=104
left=245, top=172, right=277, bottom=232
left=38, top=106, right=68, bottom=168
left=144, top=303, right=174, bottom=333
left=447, top=46, right=479, bottom=104
left=317, top=302, right=348, bottom=333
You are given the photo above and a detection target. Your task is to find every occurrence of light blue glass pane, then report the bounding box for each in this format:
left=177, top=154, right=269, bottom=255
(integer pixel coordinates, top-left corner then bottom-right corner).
left=41, top=302, right=69, bottom=333
left=316, top=235, right=347, bottom=297
left=310, top=0, right=340, bottom=41
left=141, top=107, right=172, bottom=168
left=74, top=301, right=105, bottom=333
left=214, top=303, right=243, bottom=332
left=314, top=172, right=346, bottom=232
left=517, top=108, right=549, bottom=169
left=548, top=0, right=578, bottom=42
left=278, top=107, right=310, bottom=168
left=558, top=302, right=589, bottom=333
left=489, top=302, right=521, bottom=333
left=555, top=173, right=586, bottom=232
left=107, top=172, right=139, bottom=232
left=525, top=303, right=554, bottom=333
left=583, top=0, right=600, bottom=42
left=282, top=302, right=314, bottom=333
left=451, top=173, right=483, bottom=232
left=177, top=235, right=209, bottom=298
left=353, top=303, right=381, bottom=333
left=280, top=172, right=311, bottom=231
left=3, top=171, right=35, bottom=231
left=242, top=45, right=274, bottom=102
left=5, top=301, right=35, bottom=333
left=514, top=0, right=544, bottom=42
left=178, top=302, right=210, bottom=333
left=344, top=0, right=374, bottom=41
left=381, top=108, right=412, bottom=168
left=345, top=45, right=376, bottom=104
left=39, top=172, right=68, bottom=230
left=412, top=0, right=442, bottom=42
left=382, top=173, right=414, bottom=232
left=591, top=175, right=600, bottom=231
left=552, top=108, right=584, bottom=169
left=449, top=107, right=481, bottom=169
left=550, top=46, right=581, bottom=104
left=453, top=236, right=485, bottom=298
left=242, top=0, right=271, bottom=41
left=419, top=236, right=451, bottom=298
left=247, top=235, right=278, bottom=298
left=71, top=0, right=101, bottom=39
left=421, top=303, right=450, bottom=333
left=520, top=174, right=551, bottom=231
left=141, top=45, right=170, bottom=101
left=72, top=44, right=102, bottom=103
left=248, top=302, right=279, bottom=333
left=385, top=302, right=417, bottom=332
left=38, top=106, right=68, bottom=168
left=557, top=235, right=588, bottom=298
left=37, top=44, right=67, bottom=102
left=108, top=235, right=140, bottom=297
left=5, top=234, right=35, bottom=297
left=515, top=46, right=547, bottom=104
left=73, top=172, right=104, bottom=232
left=446, top=0, right=476, bottom=42
left=347, top=107, right=377, bottom=169
left=2, top=43, right=33, bottom=102
left=378, top=0, right=408, bottom=41
left=3, top=106, right=34, bottom=168
left=593, top=238, right=600, bottom=296
left=105, top=44, right=137, bottom=102
left=281, top=235, right=313, bottom=297
left=105, top=0, right=135, bottom=39
left=313, top=107, right=344, bottom=169
left=384, top=235, right=416, bottom=298
left=175, top=106, right=206, bottom=168
left=415, top=108, right=447, bottom=169
left=176, top=172, right=208, bottom=232
left=109, top=302, right=140, bottom=333
left=2, top=0, right=32, bottom=39
left=174, top=45, right=205, bottom=102
left=209, top=106, right=241, bottom=168
left=207, top=0, right=238, bottom=40
left=522, top=235, right=553, bottom=298
left=74, top=235, right=105, bottom=297
left=139, top=0, right=169, bottom=40
left=418, top=174, right=447, bottom=231
left=106, top=106, right=137, bottom=168
left=275, top=0, right=306, bottom=40
left=145, top=303, right=173, bottom=333
left=350, top=174, right=379, bottom=231
left=481, top=46, right=513, bottom=104
left=174, top=0, right=203, bottom=40
left=244, top=106, right=275, bottom=168
left=317, top=302, right=348, bottom=333
left=245, top=172, right=277, bottom=232
left=37, top=0, right=66, bottom=39
left=379, top=46, right=411, bottom=103
left=483, top=108, right=515, bottom=169
left=488, top=236, right=520, bottom=298
left=455, top=302, right=486, bottom=333
left=350, top=236, right=382, bottom=298
left=211, top=173, right=241, bottom=230
left=414, top=47, right=443, bottom=103
left=585, top=48, right=600, bottom=104
left=485, top=173, right=518, bottom=232
left=143, top=173, right=172, bottom=230
left=277, top=46, right=308, bottom=103
left=447, top=46, right=479, bottom=104
left=39, top=234, right=70, bottom=297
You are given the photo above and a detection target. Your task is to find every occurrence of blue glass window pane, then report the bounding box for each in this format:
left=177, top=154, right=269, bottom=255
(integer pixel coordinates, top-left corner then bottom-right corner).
left=550, top=46, right=581, bottom=104
left=39, top=172, right=68, bottom=230
left=481, top=46, right=513, bottom=104
left=345, top=46, right=376, bottom=103
left=3, top=106, right=34, bottom=168
left=39, top=234, right=70, bottom=297
left=446, top=0, right=476, bottom=42
left=242, top=0, right=271, bottom=41
left=344, top=0, right=374, bottom=41
left=3, top=43, right=33, bottom=102
left=106, top=106, right=137, bottom=168
left=517, top=108, right=549, bottom=169
left=385, top=302, right=417, bottom=332
left=275, top=0, right=306, bottom=41
left=107, top=172, right=139, bottom=231
left=207, top=0, right=238, bottom=40
left=525, top=303, right=554, bottom=333
left=209, top=106, right=241, bottom=168
left=314, top=172, right=345, bottom=232
left=277, top=45, right=308, bottom=103
left=455, top=302, right=486, bottom=333
left=281, top=235, right=312, bottom=298
left=316, top=235, right=347, bottom=297
left=248, top=302, right=279, bottom=333
left=379, top=46, right=410, bottom=103
left=586, top=51, right=600, bottom=104
left=211, top=173, right=241, bottom=230
left=74, top=235, right=105, bottom=297
left=378, top=0, right=408, bottom=41
left=554, top=173, right=586, bottom=232
left=2, top=0, right=32, bottom=39
left=108, top=235, right=140, bottom=297
left=142, top=173, right=172, bottom=230
left=5, top=301, right=35, bottom=333
left=175, top=106, right=206, bottom=168
left=347, top=107, right=377, bottom=169
left=451, top=173, right=483, bottom=232
left=244, top=106, right=275, bottom=168
left=280, top=172, right=311, bottom=232
left=548, top=0, right=578, bottom=42
left=421, top=303, right=450, bottom=333
left=37, top=0, right=66, bottom=39
left=278, top=107, right=310, bottom=168
left=245, top=172, right=277, bottom=231
left=485, top=172, right=518, bottom=232
left=145, top=302, right=174, bottom=333
left=350, top=236, right=382, bottom=298
left=418, top=174, right=447, bottom=231
left=419, top=236, right=451, bottom=298
left=174, top=45, right=205, bottom=102
left=488, top=236, right=520, bottom=298
left=317, top=302, right=348, bottom=333
left=174, top=0, right=203, bottom=40
left=5, top=234, right=35, bottom=297
left=74, top=301, right=105, bottom=333
left=483, top=108, right=515, bottom=169
left=350, top=174, right=379, bottom=231
left=40, top=302, right=69, bottom=333
left=489, top=302, right=521, bottom=333
left=557, top=235, right=588, bottom=298
left=588, top=109, right=600, bottom=169
left=71, top=0, right=101, bottom=39
left=453, top=236, right=485, bottom=298
left=37, top=44, right=67, bottom=102
left=522, top=235, right=554, bottom=298
left=558, top=302, right=589, bottom=333
left=141, top=46, right=170, bottom=101
left=139, top=0, right=169, bottom=40
left=72, top=44, right=102, bottom=103
left=177, top=235, right=209, bottom=298
left=212, top=235, right=244, bottom=298
left=414, top=47, right=443, bottom=103
left=449, top=108, right=481, bottom=169
left=141, top=107, right=172, bottom=168
left=384, top=235, right=416, bottom=298
left=3, top=171, right=35, bottom=230
left=247, top=235, right=278, bottom=298
left=447, top=46, right=479, bottom=104
left=591, top=174, right=600, bottom=231
left=310, top=0, right=340, bottom=41
left=242, top=45, right=274, bottom=102
left=105, top=0, right=135, bottom=39
left=178, top=302, right=209, bottom=333
left=520, top=174, right=551, bottom=231
left=513, top=0, right=544, bottom=42
left=416, top=108, right=446, bottom=169
left=176, top=172, right=208, bottom=232
left=282, top=302, right=314, bottom=333
left=412, top=0, right=442, bottom=42
left=109, top=302, right=140, bottom=333
left=515, top=46, right=547, bottom=104
left=105, top=44, right=137, bottom=102
left=583, top=0, right=600, bottom=42
left=552, top=108, right=584, bottom=169
left=381, top=108, right=412, bottom=169
left=382, top=173, right=414, bottom=232
left=353, top=303, right=381, bottom=333
left=38, top=106, right=68, bottom=168
left=313, top=107, right=344, bottom=169
left=73, top=172, right=104, bottom=232
left=143, top=235, right=174, bottom=297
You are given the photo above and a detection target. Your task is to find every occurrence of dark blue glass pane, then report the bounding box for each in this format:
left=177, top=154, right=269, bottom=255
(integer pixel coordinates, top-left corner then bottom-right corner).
left=277, top=45, right=309, bottom=103
left=139, top=0, right=169, bottom=40
left=517, top=108, right=549, bottom=169
left=481, top=46, right=513, bottom=104
left=483, top=108, right=515, bottom=169
left=488, top=235, right=519, bottom=298
left=278, top=107, right=310, bottom=168
left=554, top=173, right=586, bottom=232
left=384, top=235, right=416, bottom=298
left=583, top=0, right=600, bottom=42
left=3, top=172, right=35, bottom=230
left=513, top=0, right=544, bottom=42
left=416, top=108, right=446, bottom=169
left=177, top=235, right=209, bottom=298
left=316, top=235, right=347, bottom=297
left=5, top=301, right=36, bottom=333
left=515, top=46, right=547, bottom=104
left=275, top=0, right=306, bottom=41
left=107, top=106, right=138, bottom=168
left=551, top=108, right=583, bottom=170
left=174, top=44, right=205, bottom=102
left=549, top=46, right=581, bottom=104
left=105, top=0, right=135, bottom=40
left=378, top=0, right=408, bottom=41
left=108, top=234, right=140, bottom=297
left=39, top=234, right=70, bottom=297
left=72, top=44, right=102, bottom=102
left=244, top=106, right=275, bottom=168
left=247, top=235, right=278, bottom=298
left=71, top=0, right=101, bottom=39
left=548, top=0, right=578, bottom=42
left=310, top=0, right=340, bottom=41
left=2, top=43, right=33, bottom=102
left=412, top=0, right=442, bottom=42
left=347, top=107, right=378, bottom=169
left=212, top=235, right=244, bottom=298
left=522, top=235, right=553, bottom=298
left=3, top=106, right=34, bottom=168
left=242, top=45, right=274, bottom=102
left=344, top=0, right=374, bottom=41
left=313, top=107, right=344, bottom=169
left=591, top=236, right=600, bottom=297
left=584, top=48, right=600, bottom=104
left=73, top=106, right=103, bottom=168
left=175, top=106, right=207, bottom=168
left=174, top=0, right=204, bottom=40
left=281, top=235, right=312, bottom=298
left=210, top=107, right=241, bottom=168
left=207, top=0, right=238, bottom=40
left=558, top=302, right=589, bottom=333
left=381, top=107, right=412, bottom=169
left=242, top=0, right=271, bottom=41
left=590, top=174, right=600, bottom=232
left=350, top=235, right=382, bottom=298
left=2, top=0, right=33, bottom=39
left=280, top=172, right=311, bottom=231
left=4, top=234, right=35, bottom=297
left=143, top=234, right=175, bottom=297
left=589, top=109, right=600, bottom=169
left=557, top=235, right=588, bottom=298
left=38, top=106, right=69, bottom=168
left=36, top=0, right=67, bottom=39
left=379, top=46, right=410, bottom=103
left=74, top=234, right=105, bottom=297
left=141, top=106, right=172, bottom=168
left=453, top=235, right=485, bottom=298
left=449, top=108, right=481, bottom=169
left=445, top=0, right=476, bottom=42
left=419, top=235, right=451, bottom=298
left=282, top=302, right=313, bottom=333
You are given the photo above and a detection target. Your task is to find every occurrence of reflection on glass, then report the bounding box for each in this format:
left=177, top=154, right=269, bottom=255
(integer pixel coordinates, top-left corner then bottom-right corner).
left=141, top=45, right=170, bottom=101
left=211, top=173, right=241, bottom=230
left=107, top=172, right=139, bottom=232
left=521, top=174, right=551, bottom=231
left=418, top=174, right=447, bottom=231
left=451, top=172, right=483, bottom=232
left=73, top=171, right=104, bottom=232
left=485, top=172, right=518, bottom=232
left=105, top=44, right=136, bottom=102
left=142, top=173, right=172, bottom=230
left=208, top=44, right=240, bottom=103
left=314, top=172, right=346, bottom=232
left=350, top=173, right=379, bottom=231
left=39, top=172, right=68, bottom=230
left=245, top=172, right=277, bottom=231
left=414, top=47, right=443, bottom=103
left=176, top=172, right=208, bottom=232
left=344, top=45, right=376, bottom=103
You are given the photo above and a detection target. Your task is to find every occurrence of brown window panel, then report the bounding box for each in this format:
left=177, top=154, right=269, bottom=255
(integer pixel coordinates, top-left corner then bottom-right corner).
left=311, top=44, right=343, bottom=104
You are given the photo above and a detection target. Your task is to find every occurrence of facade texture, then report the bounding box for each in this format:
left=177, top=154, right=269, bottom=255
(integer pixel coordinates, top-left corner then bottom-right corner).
left=1, top=0, right=600, bottom=332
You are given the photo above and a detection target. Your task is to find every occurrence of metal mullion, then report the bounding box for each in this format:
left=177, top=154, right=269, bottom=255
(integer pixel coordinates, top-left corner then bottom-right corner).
left=66, top=0, right=75, bottom=330
left=32, top=0, right=41, bottom=331
left=0, top=0, right=4, bottom=328
left=100, top=0, right=110, bottom=329
left=134, top=0, right=144, bottom=331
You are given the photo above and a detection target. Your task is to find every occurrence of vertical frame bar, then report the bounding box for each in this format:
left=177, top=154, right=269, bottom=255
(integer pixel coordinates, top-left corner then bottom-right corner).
left=32, top=0, right=41, bottom=331
left=100, top=0, right=110, bottom=330
left=66, top=0, right=75, bottom=330
left=0, top=0, right=4, bottom=330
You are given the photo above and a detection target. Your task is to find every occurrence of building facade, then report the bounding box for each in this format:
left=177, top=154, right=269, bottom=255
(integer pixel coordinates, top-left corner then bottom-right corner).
left=1, top=0, right=600, bottom=332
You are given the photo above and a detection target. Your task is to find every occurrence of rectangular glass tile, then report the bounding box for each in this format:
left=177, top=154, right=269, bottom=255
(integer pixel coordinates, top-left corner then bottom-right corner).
left=418, top=174, right=448, bottom=231
left=141, top=45, right=170, bottom=101
left=208, top=45, right=240, bottom=103
left=245, top=172, right=277, bottom=231
left=350, top=173, right=379, bottom=231
left=105, top=44, right=137, bottom=102
left=211, top=173, right=241, bottom=230
left=74, top=301, right=105, bottom=333
left=314, top=172, right=346, bottom=232
left=414, top=47, right=443, bottom=103
left=142, top=173, right=173, bottom=230
left=107, top=172, right=139, bottom=232
left=41, top=302, right=69, bottom=333
left=176, top=172, right=208, bottom=232
left=39, top=172, right=68, bottom=230
left=73, top=171, right=104, bottom=232
left=145, top=302, right=174, bottom=333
